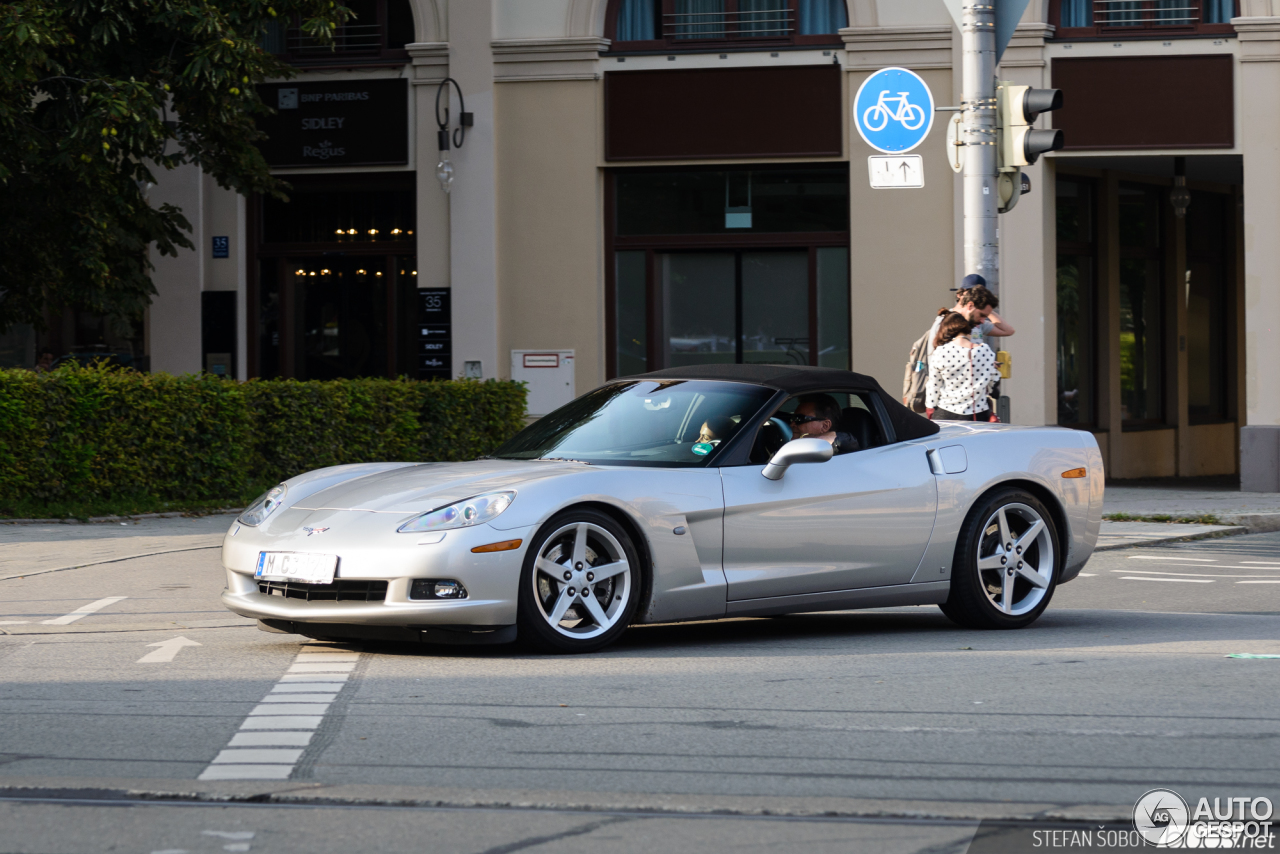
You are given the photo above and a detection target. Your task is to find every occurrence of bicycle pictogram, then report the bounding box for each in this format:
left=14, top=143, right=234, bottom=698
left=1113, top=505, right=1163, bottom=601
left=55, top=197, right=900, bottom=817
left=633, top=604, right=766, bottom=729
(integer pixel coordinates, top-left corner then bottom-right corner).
left=862, top=90, right=927, bottom=132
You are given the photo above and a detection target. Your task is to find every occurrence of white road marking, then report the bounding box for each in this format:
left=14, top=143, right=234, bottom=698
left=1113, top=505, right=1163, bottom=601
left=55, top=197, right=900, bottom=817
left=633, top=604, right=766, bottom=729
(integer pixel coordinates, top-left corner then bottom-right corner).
left=248, top=703, right=330, bottom=715
left=278, top=673, right=348, bottom=683
left=228, top=732, right=313, bottom=747
left=1078, top=573, right=1097, bottom=577
left=1113, top=569, right=1280, bottom=578
left=288, top=662, right=355, bottom=673
left=238, top=715, right=325, bottom=730
left=1120, top=576, right=1214, bottom=583
left=270, top=683, right=342, bottom=693
left=199, top=645, right=360, bottom=782
left=211, top=748, right=303, bottom=764
left=0, top=620, right=29, bottom=625
left=1240, top=561, right=1280, bottom=566
left=1237, top=580, right=1280, bottom=584
left=1127, top=556, right=1217, bottom=562
left=41, top=596, right=127, bottom=625
left=259, top=694, right=338, bottom=703
left=137, top=636, right=201, bottom=663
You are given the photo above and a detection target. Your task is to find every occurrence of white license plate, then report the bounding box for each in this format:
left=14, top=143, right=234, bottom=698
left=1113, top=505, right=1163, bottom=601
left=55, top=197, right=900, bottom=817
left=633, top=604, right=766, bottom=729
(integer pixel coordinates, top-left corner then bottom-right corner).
left=255, top=552, right=338, bottom=585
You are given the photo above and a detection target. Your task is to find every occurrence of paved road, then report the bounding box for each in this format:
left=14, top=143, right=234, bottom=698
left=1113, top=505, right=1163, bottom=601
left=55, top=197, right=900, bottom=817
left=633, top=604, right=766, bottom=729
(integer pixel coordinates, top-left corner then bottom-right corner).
left=2, top=518, right=1278, bottom=853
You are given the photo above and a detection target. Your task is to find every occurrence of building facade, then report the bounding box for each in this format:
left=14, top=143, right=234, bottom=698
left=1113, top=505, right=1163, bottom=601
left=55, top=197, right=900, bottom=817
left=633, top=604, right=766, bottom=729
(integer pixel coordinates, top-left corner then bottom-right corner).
left=17, top=0, right=1280, bottom=486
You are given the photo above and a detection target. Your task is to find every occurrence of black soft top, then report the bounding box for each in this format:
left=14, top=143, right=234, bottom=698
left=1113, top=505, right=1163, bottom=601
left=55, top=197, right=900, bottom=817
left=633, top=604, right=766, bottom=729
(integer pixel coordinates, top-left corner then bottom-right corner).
left=620, top=364, right=940, bottom=442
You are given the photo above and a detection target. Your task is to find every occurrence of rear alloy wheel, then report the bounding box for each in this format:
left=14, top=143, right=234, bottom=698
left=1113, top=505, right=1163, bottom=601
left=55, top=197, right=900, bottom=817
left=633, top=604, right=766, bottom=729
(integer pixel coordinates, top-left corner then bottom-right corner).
left=939, top=489, right=1059, bottom=630
left=517, top=509, right=641, bottom=654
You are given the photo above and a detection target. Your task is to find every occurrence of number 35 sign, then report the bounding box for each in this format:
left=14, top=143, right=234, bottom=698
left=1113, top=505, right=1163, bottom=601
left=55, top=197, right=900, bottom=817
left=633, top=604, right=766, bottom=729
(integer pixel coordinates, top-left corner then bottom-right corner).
left=854, top=67, right=935, bottom=154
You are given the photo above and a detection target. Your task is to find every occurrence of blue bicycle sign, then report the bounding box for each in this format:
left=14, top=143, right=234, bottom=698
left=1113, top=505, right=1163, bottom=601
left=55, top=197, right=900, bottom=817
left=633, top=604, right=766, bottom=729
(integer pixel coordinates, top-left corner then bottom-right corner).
left=853, top=67, right=935, bottom=154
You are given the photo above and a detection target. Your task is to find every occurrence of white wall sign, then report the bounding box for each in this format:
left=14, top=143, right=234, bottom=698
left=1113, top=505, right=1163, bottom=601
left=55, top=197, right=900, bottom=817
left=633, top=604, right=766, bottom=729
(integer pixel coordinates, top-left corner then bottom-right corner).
left=867, top=155, right=925, bottom=189
left=511, top=350, right=575, bottom=416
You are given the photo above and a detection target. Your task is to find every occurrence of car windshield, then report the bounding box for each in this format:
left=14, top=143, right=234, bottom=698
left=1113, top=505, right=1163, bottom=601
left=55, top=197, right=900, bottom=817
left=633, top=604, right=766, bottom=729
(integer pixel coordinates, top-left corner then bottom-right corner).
left=493, top=380, right=775, bottom=467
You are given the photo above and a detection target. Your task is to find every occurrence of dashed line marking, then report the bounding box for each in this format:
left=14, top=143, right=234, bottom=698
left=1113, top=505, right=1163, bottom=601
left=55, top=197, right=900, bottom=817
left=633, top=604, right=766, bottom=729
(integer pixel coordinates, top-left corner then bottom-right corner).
left=198, top=644, right=360, bottom=781
left=41, top=596, right=127, bottom=625
left=1237, top=580, right=1280, bottom=584
left=1127, top=556, right=1217, bottom=562
left=1119, top=576, right=1214, bottom=583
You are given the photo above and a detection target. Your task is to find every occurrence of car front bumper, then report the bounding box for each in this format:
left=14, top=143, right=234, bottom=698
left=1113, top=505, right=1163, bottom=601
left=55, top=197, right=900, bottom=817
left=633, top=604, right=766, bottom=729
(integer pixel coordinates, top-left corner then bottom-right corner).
left=220, top=511, right=534, bottom=629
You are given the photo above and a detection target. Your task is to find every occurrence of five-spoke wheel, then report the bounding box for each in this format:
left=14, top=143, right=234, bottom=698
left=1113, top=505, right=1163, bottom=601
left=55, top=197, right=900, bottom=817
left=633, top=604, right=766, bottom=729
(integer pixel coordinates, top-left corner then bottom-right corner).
left=940, top=489, right=1060, bottom=629
left=517, top=509, right=640, bottom=653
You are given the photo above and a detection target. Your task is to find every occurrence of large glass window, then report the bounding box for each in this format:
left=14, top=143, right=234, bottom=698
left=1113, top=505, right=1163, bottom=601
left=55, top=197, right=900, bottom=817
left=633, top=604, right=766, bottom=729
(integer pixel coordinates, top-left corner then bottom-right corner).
left=609, top=165, right=848, bottom=377
left=1186, top=191, right=1230, bottom=424
left=1054, top=0, right=1237, bottom=35
left=1056, top=177, right=1096, bottom=428
left=616, top=169, right=848, bottom=236
left=609, top=0, right=846, bottom=51
left=264, top=0, right=415, bottom=65
left=1118, top=184, right=1164, bottom=426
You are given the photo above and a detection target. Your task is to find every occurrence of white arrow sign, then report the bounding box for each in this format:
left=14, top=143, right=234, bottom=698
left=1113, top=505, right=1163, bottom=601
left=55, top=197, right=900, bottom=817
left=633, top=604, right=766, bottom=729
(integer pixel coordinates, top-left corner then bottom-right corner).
left=137, top=636, right=201, bottom=663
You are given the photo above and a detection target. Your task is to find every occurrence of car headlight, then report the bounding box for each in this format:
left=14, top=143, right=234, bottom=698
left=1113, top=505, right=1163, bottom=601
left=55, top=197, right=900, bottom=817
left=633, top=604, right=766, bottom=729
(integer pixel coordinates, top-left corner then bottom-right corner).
left=239, top=483, right=287, bottom=527
left=398, top=491, right=515, bottom=533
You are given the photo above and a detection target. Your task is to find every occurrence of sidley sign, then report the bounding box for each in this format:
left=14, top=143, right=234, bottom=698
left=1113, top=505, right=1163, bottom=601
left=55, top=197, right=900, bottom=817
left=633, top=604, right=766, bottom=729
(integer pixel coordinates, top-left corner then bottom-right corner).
left=256, top=79, right=408, bottom=168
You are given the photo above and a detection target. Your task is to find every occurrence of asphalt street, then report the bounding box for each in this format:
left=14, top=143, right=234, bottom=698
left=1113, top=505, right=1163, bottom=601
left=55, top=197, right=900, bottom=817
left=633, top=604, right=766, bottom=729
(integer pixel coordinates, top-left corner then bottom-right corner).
left=1, top=517, right=1278, bottom=853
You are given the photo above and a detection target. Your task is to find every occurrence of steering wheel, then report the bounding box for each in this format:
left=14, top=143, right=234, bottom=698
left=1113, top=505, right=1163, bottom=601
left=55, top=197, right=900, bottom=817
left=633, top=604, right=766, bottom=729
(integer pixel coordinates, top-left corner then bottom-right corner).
left=754, top=417, right=793, bottom=462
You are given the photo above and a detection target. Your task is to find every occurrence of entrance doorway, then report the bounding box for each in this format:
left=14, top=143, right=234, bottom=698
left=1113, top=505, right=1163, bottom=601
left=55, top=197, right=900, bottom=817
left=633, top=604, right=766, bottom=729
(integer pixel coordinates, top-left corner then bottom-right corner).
left=250, top=172, right=420, bottom=379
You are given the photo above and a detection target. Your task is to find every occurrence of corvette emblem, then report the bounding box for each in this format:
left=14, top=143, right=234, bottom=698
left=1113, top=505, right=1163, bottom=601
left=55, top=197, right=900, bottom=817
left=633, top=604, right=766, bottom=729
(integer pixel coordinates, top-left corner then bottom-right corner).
left=302, top=526, right=330, bottom=537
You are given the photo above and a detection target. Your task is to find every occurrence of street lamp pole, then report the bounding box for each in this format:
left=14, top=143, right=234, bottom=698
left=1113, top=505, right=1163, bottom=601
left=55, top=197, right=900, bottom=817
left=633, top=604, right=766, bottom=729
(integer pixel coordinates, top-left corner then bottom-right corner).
left=961, top=2, right=999, bottom=294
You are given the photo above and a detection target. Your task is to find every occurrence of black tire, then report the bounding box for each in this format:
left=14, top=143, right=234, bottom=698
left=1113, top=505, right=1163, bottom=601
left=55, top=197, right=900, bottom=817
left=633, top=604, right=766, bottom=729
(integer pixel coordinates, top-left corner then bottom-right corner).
left=517, top=508, right=642, bottom=654
left=939, top=488, right=1060, bottom=630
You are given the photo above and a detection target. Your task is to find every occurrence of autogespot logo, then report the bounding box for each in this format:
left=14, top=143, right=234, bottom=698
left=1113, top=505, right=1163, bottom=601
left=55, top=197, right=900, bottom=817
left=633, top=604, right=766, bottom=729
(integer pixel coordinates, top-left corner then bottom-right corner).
left=1133, top=788, right=1276, bottom=848
left=1134, top=789, right=1190, bottom=846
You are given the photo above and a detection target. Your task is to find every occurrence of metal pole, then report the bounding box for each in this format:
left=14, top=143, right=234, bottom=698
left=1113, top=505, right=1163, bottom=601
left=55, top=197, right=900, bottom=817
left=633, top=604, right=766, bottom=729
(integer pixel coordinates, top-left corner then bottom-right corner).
left=961, top=2, right=998, bottom=294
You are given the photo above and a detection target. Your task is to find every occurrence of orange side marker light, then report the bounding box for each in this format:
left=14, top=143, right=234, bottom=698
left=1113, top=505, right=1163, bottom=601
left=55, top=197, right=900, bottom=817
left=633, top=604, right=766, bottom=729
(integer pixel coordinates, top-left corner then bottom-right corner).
left=471, top=539, right=523, bottom=553
left=1061, top=468, right=1087, bottom=479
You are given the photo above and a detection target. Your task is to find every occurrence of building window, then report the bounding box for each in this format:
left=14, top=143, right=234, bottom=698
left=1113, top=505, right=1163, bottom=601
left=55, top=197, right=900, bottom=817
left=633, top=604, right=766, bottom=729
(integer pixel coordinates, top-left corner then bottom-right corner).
left=606, top=165, right=849, bottom=376
left=1051, top=0, right=1237, bottom=36
left=263, top=0, right=414, bottom=66
left=1056, top=176, right=1097, bottom=429
left=608, top=0, right=846, bottom=51
left=252, top=173, right=418, bottom=380
left=1118, top=183, right=1165, bottom=427
left=1185, top=190, right=1231, bottom=424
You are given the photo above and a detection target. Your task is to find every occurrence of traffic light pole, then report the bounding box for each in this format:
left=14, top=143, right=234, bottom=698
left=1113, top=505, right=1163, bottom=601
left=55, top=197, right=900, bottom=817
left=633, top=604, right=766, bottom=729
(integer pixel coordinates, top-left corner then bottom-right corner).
left=961, top=2, right=999, bottom=294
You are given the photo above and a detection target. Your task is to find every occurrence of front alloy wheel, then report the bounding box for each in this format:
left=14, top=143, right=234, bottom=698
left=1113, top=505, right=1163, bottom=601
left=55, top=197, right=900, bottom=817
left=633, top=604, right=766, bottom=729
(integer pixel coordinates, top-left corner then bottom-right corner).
left=940, top=489, right=1060, bottom=629
left=517, top=509, right=640, bottom=653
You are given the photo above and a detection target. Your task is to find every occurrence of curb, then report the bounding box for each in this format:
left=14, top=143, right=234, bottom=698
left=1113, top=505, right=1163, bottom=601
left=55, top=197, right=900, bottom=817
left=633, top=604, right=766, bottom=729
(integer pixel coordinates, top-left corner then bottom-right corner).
left=1095, top=526, right=1247, bottom=551
left=0, top=509, right=241, bottom=525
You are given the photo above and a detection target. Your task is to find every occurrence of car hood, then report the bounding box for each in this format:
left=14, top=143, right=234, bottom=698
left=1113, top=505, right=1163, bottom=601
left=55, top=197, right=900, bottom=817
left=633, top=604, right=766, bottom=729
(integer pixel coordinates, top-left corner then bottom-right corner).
left=290, top=458, right=585, bottom=514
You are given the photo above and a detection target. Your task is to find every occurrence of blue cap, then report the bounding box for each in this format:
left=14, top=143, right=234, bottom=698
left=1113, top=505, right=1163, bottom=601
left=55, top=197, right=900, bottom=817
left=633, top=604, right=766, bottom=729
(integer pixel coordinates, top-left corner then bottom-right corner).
left=960, top=273, right=986, bottom=289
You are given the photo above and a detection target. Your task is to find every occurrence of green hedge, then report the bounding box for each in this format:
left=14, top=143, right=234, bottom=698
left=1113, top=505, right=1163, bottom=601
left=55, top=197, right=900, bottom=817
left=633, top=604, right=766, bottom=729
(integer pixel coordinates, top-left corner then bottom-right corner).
left=0, top=364, right=527, bottom=514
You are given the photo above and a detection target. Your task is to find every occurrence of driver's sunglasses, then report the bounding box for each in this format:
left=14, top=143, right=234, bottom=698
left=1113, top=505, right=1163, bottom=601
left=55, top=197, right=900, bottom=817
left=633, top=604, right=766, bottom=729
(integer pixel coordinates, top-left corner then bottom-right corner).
left=788, top=414, right=825, bottom=425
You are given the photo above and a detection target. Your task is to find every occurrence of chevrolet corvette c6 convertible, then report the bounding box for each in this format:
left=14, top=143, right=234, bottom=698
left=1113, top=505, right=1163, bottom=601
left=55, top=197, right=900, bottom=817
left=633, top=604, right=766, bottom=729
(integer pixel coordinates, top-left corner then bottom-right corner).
left=220, top=364, right=1104, bottom=653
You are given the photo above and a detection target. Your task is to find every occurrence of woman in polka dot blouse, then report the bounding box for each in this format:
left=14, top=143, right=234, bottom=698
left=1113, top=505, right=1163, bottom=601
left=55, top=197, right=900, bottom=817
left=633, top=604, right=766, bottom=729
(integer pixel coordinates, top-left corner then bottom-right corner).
left=925, top=312, right=1001, bottom=421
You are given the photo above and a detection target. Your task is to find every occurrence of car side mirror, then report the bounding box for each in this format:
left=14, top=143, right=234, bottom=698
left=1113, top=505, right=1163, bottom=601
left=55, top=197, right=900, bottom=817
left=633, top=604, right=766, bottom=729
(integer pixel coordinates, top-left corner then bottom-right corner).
left=761, top=438, right=833, bottom=480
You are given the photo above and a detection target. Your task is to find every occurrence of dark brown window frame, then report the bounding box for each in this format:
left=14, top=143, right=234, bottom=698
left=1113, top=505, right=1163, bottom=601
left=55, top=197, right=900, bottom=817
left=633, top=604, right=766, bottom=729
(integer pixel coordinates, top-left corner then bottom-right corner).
left=604, top=168, right=850, bottom=379
left=1049, top=0, right=1237, bottom=40
left=267, top=0, right=412, bottom=68
left=1055, top=173, right=1100, bottom=431
left=604, top=0, right=845, bottom=54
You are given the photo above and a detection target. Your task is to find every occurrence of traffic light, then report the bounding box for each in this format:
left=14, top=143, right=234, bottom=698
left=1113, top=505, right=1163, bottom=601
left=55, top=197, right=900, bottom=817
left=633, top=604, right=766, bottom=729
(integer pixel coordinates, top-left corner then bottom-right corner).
left=997, top=82, right=1064, bottom=169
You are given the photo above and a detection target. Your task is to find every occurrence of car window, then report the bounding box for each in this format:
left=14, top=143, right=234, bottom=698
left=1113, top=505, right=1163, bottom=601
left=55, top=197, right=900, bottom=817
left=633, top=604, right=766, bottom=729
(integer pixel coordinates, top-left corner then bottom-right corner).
left=749, top=390, right=886, bottom=464
left=493, top=380, right=775, bottom=467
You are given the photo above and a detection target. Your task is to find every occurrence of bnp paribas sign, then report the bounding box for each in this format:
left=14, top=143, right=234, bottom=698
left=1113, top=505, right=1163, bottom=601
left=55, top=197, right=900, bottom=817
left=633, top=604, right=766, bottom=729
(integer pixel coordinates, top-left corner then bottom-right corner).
left=256, top=79, right=408, bottom=168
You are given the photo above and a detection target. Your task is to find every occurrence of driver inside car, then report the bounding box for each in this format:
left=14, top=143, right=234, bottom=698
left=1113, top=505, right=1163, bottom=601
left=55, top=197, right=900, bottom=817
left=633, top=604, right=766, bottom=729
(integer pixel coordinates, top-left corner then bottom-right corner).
left=789, top=393, right=859, bottom=456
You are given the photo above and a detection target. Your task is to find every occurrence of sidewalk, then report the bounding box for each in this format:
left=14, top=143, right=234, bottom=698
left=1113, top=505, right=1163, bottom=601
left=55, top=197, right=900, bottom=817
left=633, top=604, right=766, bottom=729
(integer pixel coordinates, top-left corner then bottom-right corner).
left=1098, top=477, right=1280, bottom=550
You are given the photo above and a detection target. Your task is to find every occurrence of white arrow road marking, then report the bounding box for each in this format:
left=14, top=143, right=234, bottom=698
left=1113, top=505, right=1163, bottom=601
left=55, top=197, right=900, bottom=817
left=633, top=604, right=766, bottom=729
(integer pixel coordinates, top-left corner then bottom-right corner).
left=41, top=596, right=127, bottom=625
left=137, top=636, right=202, bottom=663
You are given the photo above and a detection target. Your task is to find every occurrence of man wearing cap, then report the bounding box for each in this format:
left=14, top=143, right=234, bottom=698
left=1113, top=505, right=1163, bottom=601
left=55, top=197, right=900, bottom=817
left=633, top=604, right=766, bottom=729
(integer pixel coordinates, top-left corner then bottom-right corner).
left=925, top=274, right=1015, bottom=356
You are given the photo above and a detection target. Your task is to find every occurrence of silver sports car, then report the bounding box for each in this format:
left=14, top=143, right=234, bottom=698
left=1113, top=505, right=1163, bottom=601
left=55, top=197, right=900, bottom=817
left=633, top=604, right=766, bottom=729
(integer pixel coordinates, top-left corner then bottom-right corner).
left=220, top=365, right=1103, bottom=653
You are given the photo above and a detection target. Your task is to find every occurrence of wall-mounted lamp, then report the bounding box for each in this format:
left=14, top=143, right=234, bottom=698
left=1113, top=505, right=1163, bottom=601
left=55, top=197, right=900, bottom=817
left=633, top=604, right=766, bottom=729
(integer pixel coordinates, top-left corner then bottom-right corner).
left=1170, top=156, right=1191, bottom=219
left=435, top=77, right=473, bottom=194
